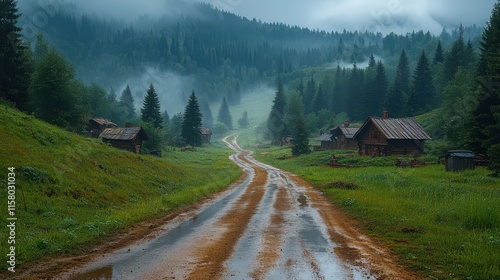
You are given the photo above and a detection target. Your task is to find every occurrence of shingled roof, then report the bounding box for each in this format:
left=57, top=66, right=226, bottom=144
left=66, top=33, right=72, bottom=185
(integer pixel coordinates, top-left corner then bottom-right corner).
left=99, top=127, right=149, bottom=141
left=90, top=118, right=117, bottom=127
left=354, top=117, right=431, bottom=140
left=332, top=127, right=359, bottom=139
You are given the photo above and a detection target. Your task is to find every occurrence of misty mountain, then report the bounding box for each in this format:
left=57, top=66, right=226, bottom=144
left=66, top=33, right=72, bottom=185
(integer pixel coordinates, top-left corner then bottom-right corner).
left=17, top=1, right=483, bottom=114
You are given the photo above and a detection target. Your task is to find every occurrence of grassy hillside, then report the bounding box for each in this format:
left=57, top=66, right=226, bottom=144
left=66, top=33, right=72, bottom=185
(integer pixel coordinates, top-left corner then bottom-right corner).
left=238, top=129, right=500, bottom=280
left=0, top=104, right=241, bottom=271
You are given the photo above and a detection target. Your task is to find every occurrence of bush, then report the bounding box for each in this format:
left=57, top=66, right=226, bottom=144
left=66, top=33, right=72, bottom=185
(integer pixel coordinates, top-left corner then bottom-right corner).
left=213, top=121, right=228, bottom=135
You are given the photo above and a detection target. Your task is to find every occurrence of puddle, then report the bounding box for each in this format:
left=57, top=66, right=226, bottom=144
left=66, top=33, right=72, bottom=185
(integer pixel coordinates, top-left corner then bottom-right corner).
left=297, top=194, right=308, bottom=207
left=72, top=266, right=112, bottom=280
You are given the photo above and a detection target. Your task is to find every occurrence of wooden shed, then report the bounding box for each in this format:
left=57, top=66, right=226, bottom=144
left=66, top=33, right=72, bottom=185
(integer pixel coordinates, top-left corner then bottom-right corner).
left=445, top=150, right=475, bottom=172
left=353, top=115, right=431, bottom=156
left=86, top=118, right=117, bottom=138
left=331, top=125, right=359, bottom=150
left=99, top=127, right=149, bottom=154
left=317, top=133, right=334, bottom=150
left=200, top=128, right=212, bottom=144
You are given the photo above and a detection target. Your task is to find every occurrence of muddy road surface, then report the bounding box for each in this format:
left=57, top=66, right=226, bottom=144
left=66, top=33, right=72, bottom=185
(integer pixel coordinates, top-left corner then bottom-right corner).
left=49, top=134, right=419, bottom=280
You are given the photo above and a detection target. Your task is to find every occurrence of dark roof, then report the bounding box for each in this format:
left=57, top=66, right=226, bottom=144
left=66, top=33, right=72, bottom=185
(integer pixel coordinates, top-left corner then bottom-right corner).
left=354, top=117, right=431, bottom=140
left=90, top=118, right=117, bottom=127
left=99, top=127, right=149, bottom=141
left=317, top=134, right=333, bottom=141
left=447, top=150, right=475, bottom=158
left=337, top=127, right=359, bottom=139
left=200, top=128, right=212, bottom=135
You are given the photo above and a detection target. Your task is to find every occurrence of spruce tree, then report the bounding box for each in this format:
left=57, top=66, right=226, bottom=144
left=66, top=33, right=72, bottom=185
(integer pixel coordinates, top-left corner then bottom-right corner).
left=285, top=91, right=305, bottom=136
left=181, top=90, right=203, bottom=147
left=312, top=83, right=326, bottom=113
left=238, top=110, right=250, bottom=129
left=141, top=84, right=163, bottom=128
left=433, top=40, right=445, bottom=65
left=199, top=100, right=214, bottom=129
left=304, top=77, right=316, bottom=113
left=470, top=0, right=500, bottom=174
left=217, top=97, right=233, bottom=129
left=292, top=114, right=310, bottom=156
left=0, top=0, right=31, bottom=111
left=444, top=27, right=466, bottom=83
left=30, top=48, right=87, bottom=131
left=372, top=61, right=388, bottom=116
left=120, top=85, right=136, bottom=121
left=407, top=51, right=436, bottom=115
left=267, top=80, right=287, bottom=144
left=384, top=50, right=410, bottom=117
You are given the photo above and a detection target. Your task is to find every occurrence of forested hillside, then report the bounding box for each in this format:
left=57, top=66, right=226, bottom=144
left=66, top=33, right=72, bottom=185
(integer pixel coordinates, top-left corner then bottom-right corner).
left=18, top=1, right=482, bottom=105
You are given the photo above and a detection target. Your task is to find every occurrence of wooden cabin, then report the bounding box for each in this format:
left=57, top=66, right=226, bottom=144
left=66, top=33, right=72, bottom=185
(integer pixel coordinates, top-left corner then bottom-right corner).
left=99, top=126, right=149, bottom=154
left=87, top=118, right=117, bottom=138
left=331, top=123, right=359, bottom=150
left=317, top=133, right=334, bottom=150
left=200, top=128, right=212, bottom=144
left=353, top=114, right=431, bottom=156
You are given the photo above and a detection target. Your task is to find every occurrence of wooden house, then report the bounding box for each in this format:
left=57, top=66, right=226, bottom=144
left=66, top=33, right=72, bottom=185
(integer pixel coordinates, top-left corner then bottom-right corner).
left=331, top=123, right=359, bottom=150
left=87, top=118, right=117, bottom=138
left=200, top=128, right=212, bottom=144
left=353, top=114, right=431, bottom=156
left=99, top=126, right=149, bottom=154
left=317, top=133, right=334, bottom=150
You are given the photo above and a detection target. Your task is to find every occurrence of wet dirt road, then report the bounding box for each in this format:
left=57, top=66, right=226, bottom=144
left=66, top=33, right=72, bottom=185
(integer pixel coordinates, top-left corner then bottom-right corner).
left=56, top=134, right=419, bottom=280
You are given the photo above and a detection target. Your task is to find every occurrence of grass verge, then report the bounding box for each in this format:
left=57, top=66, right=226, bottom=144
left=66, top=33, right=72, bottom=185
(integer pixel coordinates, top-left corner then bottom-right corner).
left=238, top=129, right=500, bottom=280
left=0, top=105, right=241, bottom=274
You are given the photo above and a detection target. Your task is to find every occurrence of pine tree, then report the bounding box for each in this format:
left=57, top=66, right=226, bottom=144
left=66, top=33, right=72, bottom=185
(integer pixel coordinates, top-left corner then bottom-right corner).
left=372, top=61, right=388, bottom=116
left=181, top=90, right=203, bottom=147
left=470, top=0, right=500, bottom=174
left=407, top=50, right=436, bottom=115
left=384, top=50, right=410, bottom=117
left=199, top=100, right=214, bottom=129
left=444, top=27, right=466, bottom=83
left=433, top=40, right=445, bottom=64
left=312, top=83, right=326, bottom=113
left=285, top=91, right=305, bottom=136
left=292, top=114, right=310, bottom=156
left=120, top=85, right=136, bottom=121
left=217, top=97, right=233, bottom=129
left=397, top=49, right=411, bottom=97
left=141, top=84, right=163, bottom=128
left=238, top=110, right=250, bottom=129
left=347, top=63, right=365, bottom=121
left=30, top=48, right=87, bottom=131
left=0, top=0, right=31, bottom=111
left=304, top=77, right=316, bottom=113
left=267, top=80, right=287, bottom=144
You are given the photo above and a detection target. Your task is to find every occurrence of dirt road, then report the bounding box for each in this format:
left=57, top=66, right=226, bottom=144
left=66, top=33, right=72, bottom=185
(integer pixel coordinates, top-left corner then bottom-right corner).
left=53, top=134, right=419, bottom=280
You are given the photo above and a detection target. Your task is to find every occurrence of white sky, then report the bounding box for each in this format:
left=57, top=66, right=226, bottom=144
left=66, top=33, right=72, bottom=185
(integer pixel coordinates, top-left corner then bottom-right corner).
left=22, top=0, right=497, bottom=34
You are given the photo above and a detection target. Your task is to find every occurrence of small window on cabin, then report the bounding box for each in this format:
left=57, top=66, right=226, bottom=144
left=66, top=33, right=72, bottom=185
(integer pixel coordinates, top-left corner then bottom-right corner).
left=372, top=131, right=379, bottom=140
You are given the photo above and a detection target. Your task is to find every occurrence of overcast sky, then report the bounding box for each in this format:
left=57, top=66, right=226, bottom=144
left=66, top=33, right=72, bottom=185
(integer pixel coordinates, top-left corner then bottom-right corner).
left=27, top=0, right=497, bottom=34
left=210, top=0, right=496, bottom=34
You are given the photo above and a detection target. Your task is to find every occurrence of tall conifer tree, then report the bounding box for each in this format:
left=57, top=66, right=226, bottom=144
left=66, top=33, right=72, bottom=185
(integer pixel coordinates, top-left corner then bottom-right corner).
left=141, top=84, right=163, bottom=128
left=408, top=50, right=436, bottom=115
left=181, top=90, right=203, bottom=146
left=268, top=80, right=287, bottom=144
left=470, top=0, right=500, bottom=174
left=0, top=0, right=31, bottom=111
left=217, top=97, right=233, bottom=129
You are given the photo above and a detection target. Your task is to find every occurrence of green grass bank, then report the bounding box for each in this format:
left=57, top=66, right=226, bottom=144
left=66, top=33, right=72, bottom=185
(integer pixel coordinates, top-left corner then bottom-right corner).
left=238, top=129, right=500, bottom=280
left=0, top=104, right=241, bottom=272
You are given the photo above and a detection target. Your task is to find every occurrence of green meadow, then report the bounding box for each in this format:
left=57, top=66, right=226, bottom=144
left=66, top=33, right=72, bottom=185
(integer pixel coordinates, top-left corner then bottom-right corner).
left=239, top=129, right=500, bottom=280
left=0, top=104, right=241, bottom=272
